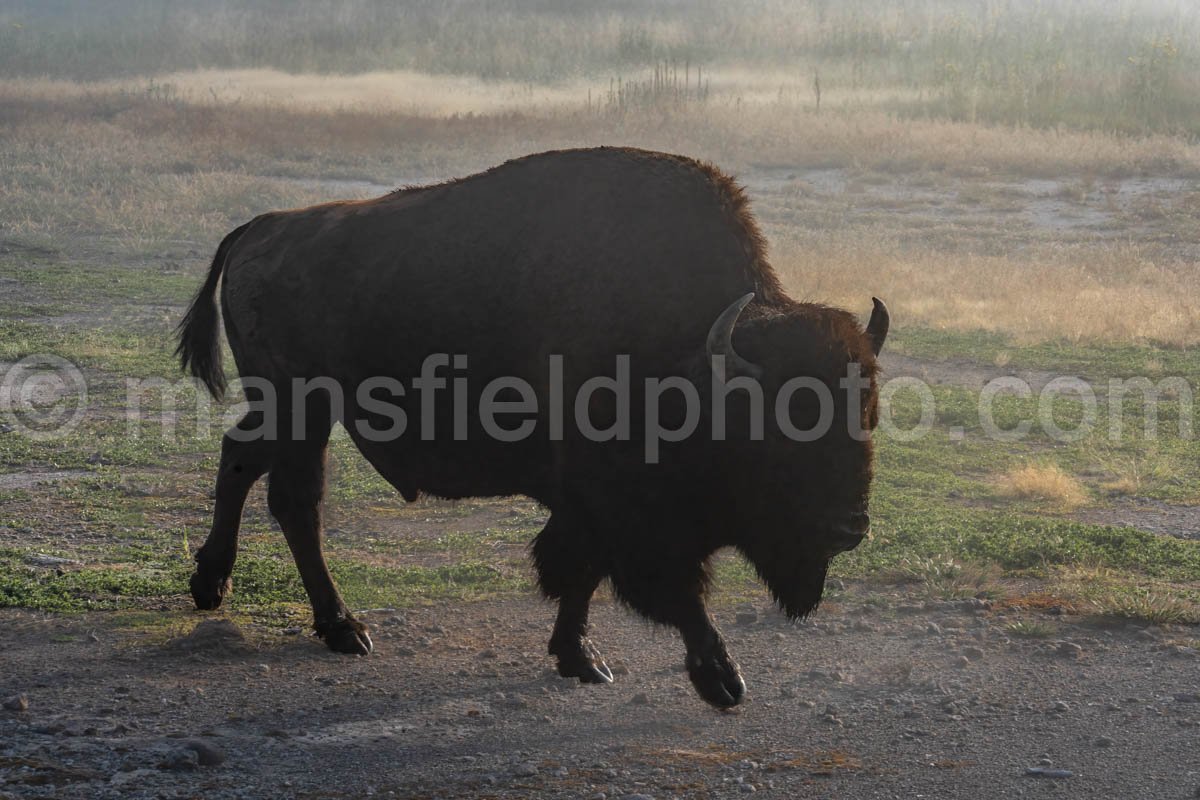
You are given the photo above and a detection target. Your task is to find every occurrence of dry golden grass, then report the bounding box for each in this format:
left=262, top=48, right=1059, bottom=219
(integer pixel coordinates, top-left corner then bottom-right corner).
left=995, top=463, right=1088, bottom=510
left=774, top=237, right=1200, bottom=345
left=3, top=76, right=1200, bottom=344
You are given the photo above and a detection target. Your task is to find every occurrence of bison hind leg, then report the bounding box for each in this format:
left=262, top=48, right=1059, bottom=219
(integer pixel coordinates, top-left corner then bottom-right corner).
left=532, top=516, right=612, bottom=684
left=191, top=414, right=274, bottom=610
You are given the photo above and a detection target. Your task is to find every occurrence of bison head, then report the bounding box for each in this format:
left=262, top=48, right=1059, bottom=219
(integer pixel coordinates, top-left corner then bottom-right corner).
left=703, top=292, right=888, bottom=620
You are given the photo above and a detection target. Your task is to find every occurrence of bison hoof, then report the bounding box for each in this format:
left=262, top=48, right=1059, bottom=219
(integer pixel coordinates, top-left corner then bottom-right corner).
left=190, top=571, right=232, bottom=611
left=553, top=639, right=614, bottom=684
left=317, top=616, right=373, bottom=656
left=687, top=653, right=746, bottom=708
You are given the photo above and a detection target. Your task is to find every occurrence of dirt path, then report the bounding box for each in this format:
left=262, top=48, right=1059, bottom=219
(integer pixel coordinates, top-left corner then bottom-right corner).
left=2, top=594, right=1197, bottom=799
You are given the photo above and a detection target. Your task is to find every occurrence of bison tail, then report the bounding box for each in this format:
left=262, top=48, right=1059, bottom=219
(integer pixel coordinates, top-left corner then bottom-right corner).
left=175, top=221, right=252, bottom=399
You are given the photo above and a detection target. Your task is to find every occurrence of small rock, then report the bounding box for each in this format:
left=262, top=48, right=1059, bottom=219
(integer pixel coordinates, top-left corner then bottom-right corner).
left=1173, top=693, right=1200, bottom=704
left=630, top=692, right=652, bottom=706
left=25, top=554, right=80, bottom=568
left=739, top=783, right=757, bottom=793
left=158, top=748, right=200, bottom=771
left=183, top=739, right=225, bottom=767
left=3, top=694, right=29, bottom=712
left=735, top=610, right=758, bottom=626
left=610, top=662, right=631, bottom=676
left=1052, top=700, right=1070, bottom=713
left=478, top=648, right=499, bottom=659
left=514, top=762, right=539, bottom=777
left=1056, top=641, right=1083, bottom=659
left=962, top=646, right=984, bottom=661
left=954, top=656, right=971, bottom=668
left=1024, top=767, right=1073, bottom=779
left=618, top=795, right=654, bottom=800
left=926, top=623, right=943, bottom=635
left=1094, top=736, right=1115, bottom=748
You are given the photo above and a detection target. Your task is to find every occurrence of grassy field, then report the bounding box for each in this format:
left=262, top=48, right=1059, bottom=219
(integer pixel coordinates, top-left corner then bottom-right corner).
left=0, top=0, right=1197, bottom=633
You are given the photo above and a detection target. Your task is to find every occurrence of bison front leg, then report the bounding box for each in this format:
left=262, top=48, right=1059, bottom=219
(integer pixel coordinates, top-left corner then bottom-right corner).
left=533, top=516, right=612, bottom=684
left=611, top=561, right=746, bottom=708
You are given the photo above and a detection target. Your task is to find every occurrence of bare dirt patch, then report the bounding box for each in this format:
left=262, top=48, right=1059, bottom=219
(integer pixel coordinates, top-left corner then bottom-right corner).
left=0, top=596, right=1196, bottom=799
left=1076, top=498, right=1200, bottom=542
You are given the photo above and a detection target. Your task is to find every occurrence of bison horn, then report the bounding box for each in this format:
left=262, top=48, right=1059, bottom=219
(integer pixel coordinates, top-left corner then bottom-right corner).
left=706, top=292, right=762, bottom=380
left=866, top=297, right=889, bottom=355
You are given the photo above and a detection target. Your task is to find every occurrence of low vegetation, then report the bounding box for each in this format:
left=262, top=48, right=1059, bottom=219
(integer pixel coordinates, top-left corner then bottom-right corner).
left=1, top=0, right=1197, bottom=629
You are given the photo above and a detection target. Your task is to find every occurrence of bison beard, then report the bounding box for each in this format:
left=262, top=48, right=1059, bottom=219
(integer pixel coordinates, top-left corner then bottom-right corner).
left=177, top=147, right=887, bottom=708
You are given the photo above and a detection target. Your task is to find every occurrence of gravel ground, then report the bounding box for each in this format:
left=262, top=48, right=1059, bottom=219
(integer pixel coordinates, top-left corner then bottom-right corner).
left=1, top=593, right=1198, bottom=799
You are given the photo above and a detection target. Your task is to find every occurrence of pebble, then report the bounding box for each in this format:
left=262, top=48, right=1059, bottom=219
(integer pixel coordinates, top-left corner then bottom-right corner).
left=25, top=554, right=80, bottom=567
left=1056, top=641, right=1083, bottom=659
left=962, top=646, right=984, bottom=661
left=183, top=739, right=225, bottom=767
left=1052, top=700, right=1070, bottom=713
left=3, top=694, right=29, bottom=712
left=1174, top=693, right=1200, bottom=704
left=630, top=693, right=652, bottom=706
left=926, top=623, right=943, bottom=635
left=618, top=795, right=654, bottom=800
left=1094, top=736, right=1115, bottom=747
left=514, top=762, right=539, bottom=777
left=158, top=748, right=200, bottom=771
left=1025, top=767, right=1073, bottom=779
left=735, top=609, right=758, bottom=626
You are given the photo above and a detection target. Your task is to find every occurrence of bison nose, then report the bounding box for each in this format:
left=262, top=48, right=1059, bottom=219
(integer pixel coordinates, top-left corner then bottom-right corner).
left=829, top=513, right=870, bottom=554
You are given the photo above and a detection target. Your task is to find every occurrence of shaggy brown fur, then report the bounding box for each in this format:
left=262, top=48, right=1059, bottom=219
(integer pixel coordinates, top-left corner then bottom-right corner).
left=178, top=147, right=888, bottom=707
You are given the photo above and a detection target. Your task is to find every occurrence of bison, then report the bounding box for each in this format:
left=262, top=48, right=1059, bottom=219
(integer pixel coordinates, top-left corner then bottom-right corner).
left=177, top=147, right=888, bottom=707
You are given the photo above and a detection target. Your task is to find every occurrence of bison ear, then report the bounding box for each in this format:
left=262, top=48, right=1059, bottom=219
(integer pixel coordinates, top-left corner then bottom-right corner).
left=707, top=292, right=762, bottom=380
left=866, top=297, right=889, bottom=355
